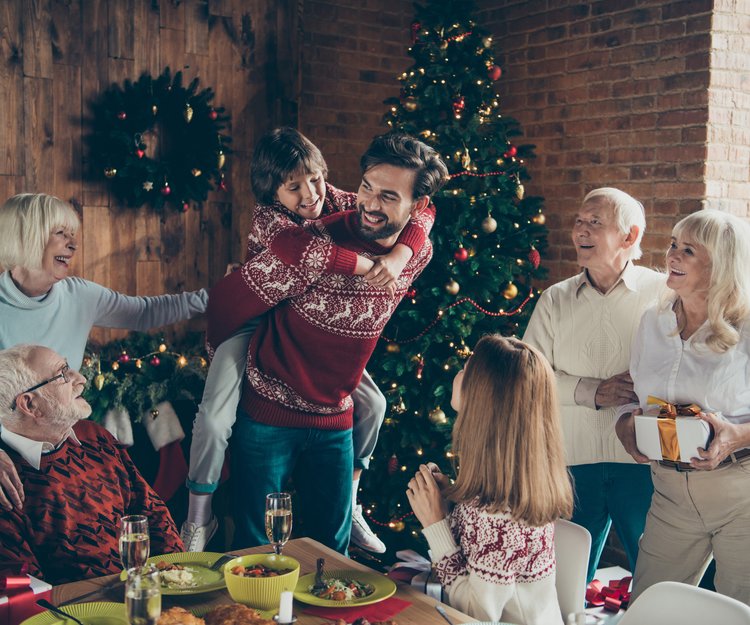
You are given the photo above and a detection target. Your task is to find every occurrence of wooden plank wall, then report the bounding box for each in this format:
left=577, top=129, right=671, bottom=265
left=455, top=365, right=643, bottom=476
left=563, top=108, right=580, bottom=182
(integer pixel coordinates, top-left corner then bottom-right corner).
left=0, top=0, right=299, bottom=343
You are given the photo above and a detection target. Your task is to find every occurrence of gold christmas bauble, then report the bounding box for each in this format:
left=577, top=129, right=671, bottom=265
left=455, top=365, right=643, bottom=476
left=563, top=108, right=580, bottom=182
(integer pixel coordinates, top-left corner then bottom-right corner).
left=104, top=167, right=117, bottom=178
left=429, top=407, right=448, bottom=425
left=503, top=282, right=519, bottom=300
left=183, top=103, right=193, bottom=123
left=217, top=150, right=226, bottom=169
left=516, top=184, right=525, bottom=200
left=481, top=216, right=497, bottom=233
left=191, top=168, right=202, bottom=177
left=150, top=408, right=159, bottom=418
left=94, top=374, right=105, bottom=391
left=111, top=362, right=119, bottom=371
left=445, top=279, right=460, bottom=295
left=532, top=213, right=546, bottom=225
left=461, top=149, right=471, bottom=169
left=403, top=97, right=418, bottom=112
left=386, top=343, right=400, bottom=354
left=440, top=40, right=448, bottom=50
left=392, top=399, right=407, bottom=414
left=158, top=343, right=167, bottom=353
left=151, top=104, right=158, bottom=115
left=391, top=519, right=406, bottom=532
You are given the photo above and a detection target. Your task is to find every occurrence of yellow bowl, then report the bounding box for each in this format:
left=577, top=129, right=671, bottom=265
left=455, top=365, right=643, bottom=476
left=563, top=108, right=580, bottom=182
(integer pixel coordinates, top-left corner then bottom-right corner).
left=223, top=554, right=300, bottom=610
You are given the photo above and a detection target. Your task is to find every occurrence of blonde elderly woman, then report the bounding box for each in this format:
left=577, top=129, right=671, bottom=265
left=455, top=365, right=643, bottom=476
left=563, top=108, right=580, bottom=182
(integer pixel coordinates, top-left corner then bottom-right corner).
left=0, top=193, right=208, bottom=510
left=616, top=210, right=750, bottom=605
left=524, top=188, right=666, bottom=581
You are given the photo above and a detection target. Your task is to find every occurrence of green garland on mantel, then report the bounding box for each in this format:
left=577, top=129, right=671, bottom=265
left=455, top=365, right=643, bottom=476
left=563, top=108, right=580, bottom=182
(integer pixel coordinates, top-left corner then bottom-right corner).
left=88, top=67, right=232, bottom=213
left=80, top=332, right=207, bottom=423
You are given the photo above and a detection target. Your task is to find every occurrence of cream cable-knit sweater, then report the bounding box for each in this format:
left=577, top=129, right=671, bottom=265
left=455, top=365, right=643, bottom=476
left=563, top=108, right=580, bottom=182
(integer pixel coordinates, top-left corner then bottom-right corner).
left=524, top=263, right=666, bottom=465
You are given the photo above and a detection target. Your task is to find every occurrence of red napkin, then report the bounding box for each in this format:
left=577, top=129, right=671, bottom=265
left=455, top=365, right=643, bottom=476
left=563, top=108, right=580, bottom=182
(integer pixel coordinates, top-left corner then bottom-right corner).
left=300, top=597, right=411, bottom=622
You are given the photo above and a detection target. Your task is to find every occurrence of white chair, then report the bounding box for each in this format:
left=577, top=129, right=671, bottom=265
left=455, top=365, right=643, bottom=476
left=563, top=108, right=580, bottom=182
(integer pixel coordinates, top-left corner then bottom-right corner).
left=619, top=581, right=750, bottom=625
left=554, top=519, right=591, bottom=620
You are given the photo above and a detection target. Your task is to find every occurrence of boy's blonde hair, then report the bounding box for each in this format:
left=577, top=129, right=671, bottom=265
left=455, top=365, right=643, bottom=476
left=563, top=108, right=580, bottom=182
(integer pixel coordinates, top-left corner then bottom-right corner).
left=447, top=335, right=573, bottom=527
left=0, top=193, right=79, bottom=271
left=670, top=209, right=750, bottom=352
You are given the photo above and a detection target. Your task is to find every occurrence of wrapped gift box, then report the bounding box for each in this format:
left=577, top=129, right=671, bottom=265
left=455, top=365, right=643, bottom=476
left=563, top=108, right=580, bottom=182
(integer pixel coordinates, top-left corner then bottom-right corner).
left=634, top=397, right=713, bottom=463
left=0, top=568, right=52, bottom=625
left=388, top=550, right=444, bottom=602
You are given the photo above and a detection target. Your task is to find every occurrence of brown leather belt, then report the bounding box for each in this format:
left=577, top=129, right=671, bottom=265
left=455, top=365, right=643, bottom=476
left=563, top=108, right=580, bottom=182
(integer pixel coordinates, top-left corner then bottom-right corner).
left=658, top=448, right=750, bottom=472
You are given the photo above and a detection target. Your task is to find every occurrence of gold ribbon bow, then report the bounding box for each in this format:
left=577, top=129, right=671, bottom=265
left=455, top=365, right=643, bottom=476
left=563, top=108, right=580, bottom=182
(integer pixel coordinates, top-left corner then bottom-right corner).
left=646, top=396, right=702, bottom=461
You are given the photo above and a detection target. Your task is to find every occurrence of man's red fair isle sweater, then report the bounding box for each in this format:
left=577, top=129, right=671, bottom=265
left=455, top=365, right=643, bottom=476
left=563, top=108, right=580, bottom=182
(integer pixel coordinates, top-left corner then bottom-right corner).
left=0, top=421, right=183, bottom=584
left=207, top=208, right=433, bottom=431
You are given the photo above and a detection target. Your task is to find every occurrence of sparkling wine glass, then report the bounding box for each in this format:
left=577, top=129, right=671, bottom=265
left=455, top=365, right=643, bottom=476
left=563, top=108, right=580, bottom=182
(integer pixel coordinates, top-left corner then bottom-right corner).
left=120, top=515, right=150, bottom=570
left=125, top=565, right=161, bottom=625
left=265, top=492, right=293, bottom=555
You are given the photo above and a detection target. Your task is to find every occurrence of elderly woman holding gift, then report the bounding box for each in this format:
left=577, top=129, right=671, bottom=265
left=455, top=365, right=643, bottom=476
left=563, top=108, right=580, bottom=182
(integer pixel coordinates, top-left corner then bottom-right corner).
left=616, top=209, right=750, bottom=605
left=524, top=188, right=666, bottom=582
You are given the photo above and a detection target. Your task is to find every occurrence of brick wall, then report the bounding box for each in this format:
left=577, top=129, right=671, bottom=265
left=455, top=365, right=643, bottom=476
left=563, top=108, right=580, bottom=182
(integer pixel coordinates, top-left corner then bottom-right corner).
left=706, top=0, right=750, bottom=216
left=297, top=0, right=748, bottom=286
left=476, top=0, right=713, bottom=283
left=298, top=0, right=415, bottom=191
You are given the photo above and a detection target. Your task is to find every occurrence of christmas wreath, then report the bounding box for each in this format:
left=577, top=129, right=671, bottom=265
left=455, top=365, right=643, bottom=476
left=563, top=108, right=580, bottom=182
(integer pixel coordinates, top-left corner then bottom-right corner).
left=88, top=67, right=232, bottom=212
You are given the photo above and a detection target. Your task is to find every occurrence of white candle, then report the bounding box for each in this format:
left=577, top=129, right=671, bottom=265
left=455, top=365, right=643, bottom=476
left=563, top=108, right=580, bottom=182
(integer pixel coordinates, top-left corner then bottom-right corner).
left=278, top=590, right=294, bottom=623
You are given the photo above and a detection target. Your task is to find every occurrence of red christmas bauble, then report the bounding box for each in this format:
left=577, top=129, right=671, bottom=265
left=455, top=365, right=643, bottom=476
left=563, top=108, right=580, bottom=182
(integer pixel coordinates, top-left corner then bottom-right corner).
left=488, top=65, right=502, bottom=81
left=388, top=454, right=399, bottom=475
left=528, top=247, right=541, bottom=269
left=406, top=286, right=417, bottom=298
left=150, top=356, right=160, bottom=366
left=136, top=149, right=145, bottom=159
left=119, top=353, right=130, bottom=363
left=505, top=145, right=517, bottom=158
left=208, top=109, right=218, bottom=120
left=181, top=202, right=190, bottom=212
left=117, top=111, right=127, bottom=121
left=452, top=96, right=465, bottom=115
left=410, top=21, right=421, bottom=44
left=161, top=185, right=171, bottom=196
left=454, top=247, right=469, bottom=262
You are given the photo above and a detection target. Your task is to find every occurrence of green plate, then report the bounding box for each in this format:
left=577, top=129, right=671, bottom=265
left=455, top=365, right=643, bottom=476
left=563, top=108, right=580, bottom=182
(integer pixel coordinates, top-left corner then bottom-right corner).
left=119, top=551, right=227, bottom=595
left=21, top=602, right=127, bottom=625
left=293, top=569, right=396, bottom=607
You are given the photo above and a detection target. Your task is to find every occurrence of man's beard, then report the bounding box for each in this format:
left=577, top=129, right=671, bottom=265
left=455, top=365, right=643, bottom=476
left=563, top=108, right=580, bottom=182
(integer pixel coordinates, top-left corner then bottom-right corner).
left=39, top=395, right=92, bottom=431
left=355, top=205, right=402, bottom=241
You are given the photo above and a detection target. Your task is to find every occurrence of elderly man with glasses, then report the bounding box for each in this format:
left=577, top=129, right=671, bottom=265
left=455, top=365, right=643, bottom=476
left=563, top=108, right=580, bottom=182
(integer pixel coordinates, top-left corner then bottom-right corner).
left=0, top=344, right=183, bottom=584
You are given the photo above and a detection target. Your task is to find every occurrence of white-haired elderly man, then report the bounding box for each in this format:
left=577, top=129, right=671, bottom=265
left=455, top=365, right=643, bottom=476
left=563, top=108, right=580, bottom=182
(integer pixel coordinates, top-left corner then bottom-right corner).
left=0, top=344, right=183, bottom=584
left=524, top=187, right=667, bottom=582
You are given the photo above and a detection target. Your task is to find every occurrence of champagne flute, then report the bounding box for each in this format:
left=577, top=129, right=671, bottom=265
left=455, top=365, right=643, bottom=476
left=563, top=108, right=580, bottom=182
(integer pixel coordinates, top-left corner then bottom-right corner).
left=120, top=515, right=150, bottom=570
left=125, top=565, right=161, bottom=625
left=265, top=492, right=292, bottom=555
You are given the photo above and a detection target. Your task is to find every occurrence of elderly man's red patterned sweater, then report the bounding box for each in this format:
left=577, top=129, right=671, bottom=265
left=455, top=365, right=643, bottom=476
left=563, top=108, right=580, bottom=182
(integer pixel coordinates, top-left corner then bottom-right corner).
left=207, top=209, right=432, bottom=429
left=0, top=420, right=183, bottom=584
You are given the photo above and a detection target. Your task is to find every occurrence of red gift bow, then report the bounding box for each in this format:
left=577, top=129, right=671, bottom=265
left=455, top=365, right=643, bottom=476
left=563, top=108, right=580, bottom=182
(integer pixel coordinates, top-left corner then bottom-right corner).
left=586, top=576, right=632, bottom=612
left=0, top=563, right=29, bottom=591
left=0, top=562, right=50, bottom=625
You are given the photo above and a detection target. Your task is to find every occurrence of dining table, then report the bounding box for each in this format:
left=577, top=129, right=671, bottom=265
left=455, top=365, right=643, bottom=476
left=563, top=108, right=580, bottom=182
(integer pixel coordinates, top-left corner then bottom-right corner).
left=50, top=537, right=476, bottom=625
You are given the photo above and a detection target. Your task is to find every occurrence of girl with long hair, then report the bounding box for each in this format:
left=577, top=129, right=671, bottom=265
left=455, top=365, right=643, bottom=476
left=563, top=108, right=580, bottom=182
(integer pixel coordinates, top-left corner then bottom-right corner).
left=407, top=335, right=573, bottom=624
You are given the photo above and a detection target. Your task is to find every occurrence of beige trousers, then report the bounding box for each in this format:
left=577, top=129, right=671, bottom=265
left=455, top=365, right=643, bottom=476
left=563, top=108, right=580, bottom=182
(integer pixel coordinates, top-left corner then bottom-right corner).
left=631, top=458, right=750, bottom=606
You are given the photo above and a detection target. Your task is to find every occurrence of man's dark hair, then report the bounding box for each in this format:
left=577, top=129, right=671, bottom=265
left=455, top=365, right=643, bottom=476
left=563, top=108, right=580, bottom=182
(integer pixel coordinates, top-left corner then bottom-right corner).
left=359, top=133, right=448, bottom=199
left=250, top=127, right=328, bottom=204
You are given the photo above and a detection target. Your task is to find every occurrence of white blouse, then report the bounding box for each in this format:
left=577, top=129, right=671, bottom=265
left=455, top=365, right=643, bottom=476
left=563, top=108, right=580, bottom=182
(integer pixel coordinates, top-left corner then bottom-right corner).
left=626, top=302, right=750, bottom=426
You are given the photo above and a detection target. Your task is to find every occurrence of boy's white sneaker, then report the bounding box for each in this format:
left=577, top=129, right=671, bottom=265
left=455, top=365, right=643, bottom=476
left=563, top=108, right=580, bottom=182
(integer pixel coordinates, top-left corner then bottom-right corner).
left=351, top=504, right=386, bottom=553
left=180, top=516, right=218, bottom=552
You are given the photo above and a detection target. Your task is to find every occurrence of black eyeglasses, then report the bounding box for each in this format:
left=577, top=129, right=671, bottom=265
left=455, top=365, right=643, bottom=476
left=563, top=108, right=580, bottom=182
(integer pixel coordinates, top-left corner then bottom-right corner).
left=12, top=364, right=71, bottom=410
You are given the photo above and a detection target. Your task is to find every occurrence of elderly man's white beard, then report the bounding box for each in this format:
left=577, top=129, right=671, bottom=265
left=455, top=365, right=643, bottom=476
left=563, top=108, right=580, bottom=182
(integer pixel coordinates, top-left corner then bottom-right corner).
left=39, top=396, right=92, bottom=434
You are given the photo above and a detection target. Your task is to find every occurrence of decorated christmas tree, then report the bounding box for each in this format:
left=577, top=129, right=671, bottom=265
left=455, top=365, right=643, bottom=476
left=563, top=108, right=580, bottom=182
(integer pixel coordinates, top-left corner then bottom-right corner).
left=361, top=0, right=549, bottom=554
